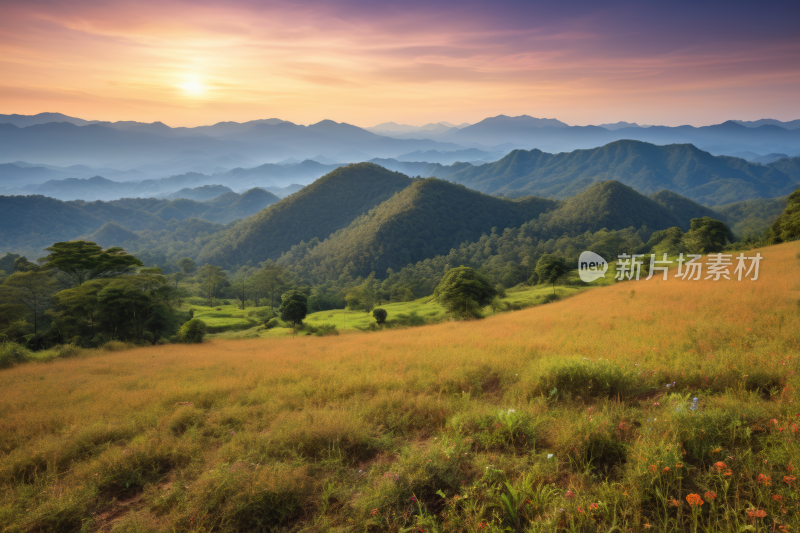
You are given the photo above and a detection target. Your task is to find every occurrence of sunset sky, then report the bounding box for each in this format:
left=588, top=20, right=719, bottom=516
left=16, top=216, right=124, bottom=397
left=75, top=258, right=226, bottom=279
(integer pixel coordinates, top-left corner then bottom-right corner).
left=1, top=0, right=799, bottom=128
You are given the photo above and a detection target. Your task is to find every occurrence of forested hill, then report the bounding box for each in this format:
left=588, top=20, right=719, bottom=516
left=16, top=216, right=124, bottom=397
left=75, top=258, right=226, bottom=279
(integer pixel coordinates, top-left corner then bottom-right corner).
left=195, top=163, right=414, bottom=267
left=277, top=178, right=560, bottom=279
left=429, top=140, right=800, bottom=205
left=277, top=180, right=713, bottom=281
left=0, top=188, right=277, bottom=258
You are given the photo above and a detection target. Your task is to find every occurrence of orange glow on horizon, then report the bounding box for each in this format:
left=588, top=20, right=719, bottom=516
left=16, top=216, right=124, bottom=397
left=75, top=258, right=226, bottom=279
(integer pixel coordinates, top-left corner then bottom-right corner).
left=0, top=1, right=798, bottom=128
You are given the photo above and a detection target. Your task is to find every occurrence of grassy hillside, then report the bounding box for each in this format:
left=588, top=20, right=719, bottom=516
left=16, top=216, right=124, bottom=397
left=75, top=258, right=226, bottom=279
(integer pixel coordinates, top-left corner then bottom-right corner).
left=2, top=241, right=798, bottom=531
left=196, top=163, right=414, bottom=267
left=281, top=178, right=560, bottom=278
left=432, top=140, right=799, bottom=205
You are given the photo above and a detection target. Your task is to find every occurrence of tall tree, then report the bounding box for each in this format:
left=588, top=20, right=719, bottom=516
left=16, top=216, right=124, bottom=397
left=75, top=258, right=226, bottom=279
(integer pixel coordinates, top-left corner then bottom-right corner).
left=3, top=270, right=58, bottom=349
left=252, top=260, right=288, bottom=310
left=535, top=254, right=568, bottom=295
left=279, top=290, right=308, bottom=327
left=40, top=241, right=143, bottom=286
left=198, top=264, right=226, bottom=307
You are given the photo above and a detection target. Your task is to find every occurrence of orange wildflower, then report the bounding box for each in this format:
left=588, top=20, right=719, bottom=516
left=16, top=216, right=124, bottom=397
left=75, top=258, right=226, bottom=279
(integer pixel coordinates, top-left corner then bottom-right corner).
left=758, top=474, right=772, bottom=485
left=686, top=494, right=703, bottom=507
left=747, top=509, right=767, bottom=518
left=725, top=469, right=733, bottom=476
left=789, top=463, right=794, bottom=473
left=649, top=465, right=657, bottom=473
left=785, top=475, right=797, bottom=484
left=704, top=491, right=717, bottom=501
left=676, top=462, right=684, bottom=468
left=772, top=494, right=784, bottom=503
left=370, top=509, right=379, bottom=516
left=669, top=498, right=681, bottom=507
left=713, top=461, right=726, bottom=471
left=663, top=467, right=670, bottom=473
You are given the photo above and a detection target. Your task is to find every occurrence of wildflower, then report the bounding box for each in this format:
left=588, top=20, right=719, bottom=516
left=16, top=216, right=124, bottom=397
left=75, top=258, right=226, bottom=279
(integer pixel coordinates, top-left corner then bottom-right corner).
left=370, top=509, right=379, bottom=516
left=789, top=463, right=794, bottom=473
left=772, top=494, right=784, bottom=503
left=725, top=469, right=733, bottom=476
left=784, top=475, right=796, bottom=484
left=686, top=494, right=703, bottom=508
left=676, top=462, right=683, bottom=468
left=713, top=461, right=726, bottom=471
left=565, top=490, right=575, bottom=499
left=478, top=522, right=486, bottom=530
left=663, top=467, right=670, bottom=473
left=578, top=507, right=584, bottom=513
left=758, top=474, right=772, bottom=485
left=410, top=496, right=417, bottom=502
left=746, top=509, right=767, bottom=519
left=704, top=491, right=717, bottom=501
left=669, top=498, right=681, bottom=507
left=649, top=465, right=657, bottom=473
left=589, top=503, right=599, bottom=510
left=653, top=402, right=660, bottom=406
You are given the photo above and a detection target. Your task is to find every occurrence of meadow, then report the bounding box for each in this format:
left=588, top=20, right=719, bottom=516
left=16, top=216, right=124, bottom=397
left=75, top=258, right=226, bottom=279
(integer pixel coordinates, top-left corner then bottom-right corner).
left=1, top=242, right=799, bottom=532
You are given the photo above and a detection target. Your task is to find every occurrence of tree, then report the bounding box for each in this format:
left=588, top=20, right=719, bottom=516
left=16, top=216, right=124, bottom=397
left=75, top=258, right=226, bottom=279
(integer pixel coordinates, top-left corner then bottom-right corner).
left=535, top=254, right=567, bottom=295
left=177, top=257, right=197, bottom=275
left=40, top=241, right=143, bottom=286
left=433, top=266, right=496, bottom=319
left=13, top=257, right=39, bottom=272
left=766, top=186, right=800, bottom=244
left=197, top=264, right=226, bottom=307
left=3, top=270, right=58, bottom=349
left=372, top=308, right=387, bottom=324
left=683, top=217, right=734, bottom=254
left=178, top=319, right=206, bottom=343
left=252, top=260, right=288, bottom=309
left=279, top=290, right=308, bottom=327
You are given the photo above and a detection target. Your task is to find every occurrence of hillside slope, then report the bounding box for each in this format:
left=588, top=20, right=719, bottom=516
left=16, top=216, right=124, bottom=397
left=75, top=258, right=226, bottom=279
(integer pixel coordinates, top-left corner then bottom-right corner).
left=280, top=178, right=560, bottom=278
left=429, top=140, right=799, bottom=205
left=196, top=163, right=414, bottom=267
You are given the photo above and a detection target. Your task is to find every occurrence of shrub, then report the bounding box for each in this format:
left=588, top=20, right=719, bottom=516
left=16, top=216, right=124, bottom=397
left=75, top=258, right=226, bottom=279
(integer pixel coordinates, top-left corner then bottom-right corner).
left=264, top=317, right=286, bottom=329
left=0, top=343, right=29, bottom=368
left=372, top=308, right=387, bottom=324
left=538, top=359, right=652, bottom=401
left=178, top=319, right=207, bottom=344
left=314, top=323, right=339, bottom=336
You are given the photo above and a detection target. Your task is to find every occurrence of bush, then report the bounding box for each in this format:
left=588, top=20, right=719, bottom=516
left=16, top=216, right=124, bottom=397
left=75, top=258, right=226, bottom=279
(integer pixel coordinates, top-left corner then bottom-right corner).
left=179, top=319, right=207, bottom=344
left=264, top=317, right=286, bottom=329
left=372, top=308, right=387, bottom=324
left=0, top=343, right=29, bottom=369
left=314, top=323, right=338, bottom=337
left=538, top=359, right=653, bottom=401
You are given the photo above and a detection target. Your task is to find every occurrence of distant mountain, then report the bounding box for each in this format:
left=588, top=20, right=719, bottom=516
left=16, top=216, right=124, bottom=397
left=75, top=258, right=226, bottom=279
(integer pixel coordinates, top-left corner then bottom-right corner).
left=423, top=140, right=800, bottom=205
left=162, top=184, right=234, bottom=201
left=196, top=163, right=414, bottom=267
left=85, top=222, right=139, bottom=248
left=598, top=122, right=642, bottom=130
left=0, top=112, right=95, bottom=127
left=734, top=119, right=800, bottom=130
left=0, top=188, right=276, bottom=257
left=395, top=149, right=504, bottom=164
left=752, top=153, right=790, bottom=165
left=0, top=117, right=468, bottom=168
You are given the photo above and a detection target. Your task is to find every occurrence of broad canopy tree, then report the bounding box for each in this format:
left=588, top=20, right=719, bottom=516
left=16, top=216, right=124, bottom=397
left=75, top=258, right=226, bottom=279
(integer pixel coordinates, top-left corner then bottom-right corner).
left=279, top=289, right=308, bottom=327
left=433, top=266, right=496, bottom=319
left=40, top=241, right=143, bottom=286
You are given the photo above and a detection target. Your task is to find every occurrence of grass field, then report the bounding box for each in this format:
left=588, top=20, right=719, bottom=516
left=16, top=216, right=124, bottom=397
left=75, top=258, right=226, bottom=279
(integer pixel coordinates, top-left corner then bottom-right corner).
left=196, top=283, right=586, bottom=340
left=1, top=242, right=799, bottom=532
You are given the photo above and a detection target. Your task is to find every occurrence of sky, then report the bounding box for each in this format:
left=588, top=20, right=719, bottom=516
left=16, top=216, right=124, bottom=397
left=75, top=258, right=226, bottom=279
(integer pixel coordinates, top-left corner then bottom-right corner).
left=1, top=0, right=799, bottom=128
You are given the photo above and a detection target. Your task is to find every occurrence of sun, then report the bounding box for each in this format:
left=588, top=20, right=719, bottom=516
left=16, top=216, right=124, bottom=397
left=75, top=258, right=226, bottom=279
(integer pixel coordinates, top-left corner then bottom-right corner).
left=179, top=79, right=206, bottom=97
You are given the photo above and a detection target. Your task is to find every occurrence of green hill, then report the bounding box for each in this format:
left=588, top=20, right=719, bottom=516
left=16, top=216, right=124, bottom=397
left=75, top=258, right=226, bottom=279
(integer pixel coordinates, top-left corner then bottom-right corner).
left=766, top=185, right=800, bottom=243
left=648, top=190, right=726, bottom=225
left=280, top=178, right=560, bottom=278
left=432, top=140, right=799, bottom=205
left=199, top=188, right=280, bottom=224
left=85, top=221, right=138, bottom=248
left=714, top=197, right=788, bottom=238
left=196, top=163, right=414, bottom=267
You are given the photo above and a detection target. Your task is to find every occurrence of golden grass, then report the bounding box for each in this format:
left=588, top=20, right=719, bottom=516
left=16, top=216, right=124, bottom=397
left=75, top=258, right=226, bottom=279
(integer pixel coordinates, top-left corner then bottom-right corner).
left=1, top=241, right=799, bottom=531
